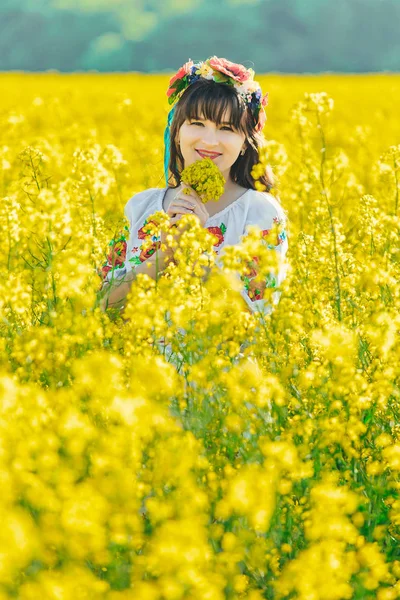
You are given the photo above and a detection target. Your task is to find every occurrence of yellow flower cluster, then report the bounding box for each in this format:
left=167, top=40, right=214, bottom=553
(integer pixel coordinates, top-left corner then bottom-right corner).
left=180, top=157, right=226, bottom=203
left=0, top=72, right=400, bottom=598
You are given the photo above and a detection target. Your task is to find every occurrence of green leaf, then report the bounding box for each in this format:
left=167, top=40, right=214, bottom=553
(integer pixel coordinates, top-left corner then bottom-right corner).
left=173, top=76, right=188, bottom=95
left=213, top=72, right=231, bottom=84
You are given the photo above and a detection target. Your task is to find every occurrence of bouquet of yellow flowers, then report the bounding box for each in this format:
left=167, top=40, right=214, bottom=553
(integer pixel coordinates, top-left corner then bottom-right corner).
left=181, top=157, right=225, bottom=203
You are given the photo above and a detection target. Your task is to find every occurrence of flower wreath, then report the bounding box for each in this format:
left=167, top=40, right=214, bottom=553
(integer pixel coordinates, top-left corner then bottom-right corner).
left=167, top=56, right=268, bottom=132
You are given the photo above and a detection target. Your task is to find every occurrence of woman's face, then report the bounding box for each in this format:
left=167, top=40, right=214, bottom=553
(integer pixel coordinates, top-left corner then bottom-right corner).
left=178, top=107, right=246, bottom=183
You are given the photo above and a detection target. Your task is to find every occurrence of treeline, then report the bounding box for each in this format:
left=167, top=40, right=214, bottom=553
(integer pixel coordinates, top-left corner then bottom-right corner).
left=1, top=0, right=399, bottom=72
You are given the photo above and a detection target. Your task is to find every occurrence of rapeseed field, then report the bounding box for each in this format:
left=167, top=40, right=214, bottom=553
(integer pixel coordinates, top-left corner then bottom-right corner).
left=1, top=73, right=400, bottom=599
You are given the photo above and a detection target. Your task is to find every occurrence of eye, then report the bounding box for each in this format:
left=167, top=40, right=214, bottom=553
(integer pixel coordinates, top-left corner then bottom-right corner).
left=190, top=121, right=234, bottom=131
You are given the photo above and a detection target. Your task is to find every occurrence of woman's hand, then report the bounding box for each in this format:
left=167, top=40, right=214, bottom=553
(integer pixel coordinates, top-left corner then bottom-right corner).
left=161, top=183, right=209, bottom=247
left=169, top=183, right=209, bottom=227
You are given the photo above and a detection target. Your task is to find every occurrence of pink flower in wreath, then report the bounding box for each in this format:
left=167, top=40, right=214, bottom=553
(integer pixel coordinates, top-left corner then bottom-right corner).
left=167, top=60, right=194, bottom=98
left=208, top=56, right=252, bottom=83
left=256, top=109, right=267, bottom=132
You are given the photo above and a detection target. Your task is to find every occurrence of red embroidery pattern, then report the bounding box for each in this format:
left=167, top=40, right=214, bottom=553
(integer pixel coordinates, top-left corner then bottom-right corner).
left=242, top=217, right=287, bottom=301
left=139, top=241, right=161, bottom=262
left=137, top=220, right=158, bottom=240
left=206, top=222, right=226, bottom=249
left=129, top=218, right=162, bottom=266
left=99, top=225, right=129, bottom=281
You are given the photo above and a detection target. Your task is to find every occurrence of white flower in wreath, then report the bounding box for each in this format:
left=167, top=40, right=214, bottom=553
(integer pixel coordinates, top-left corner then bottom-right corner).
left=195, top=63, right=214, bottom=80
left=241, top=78, right=260, bottom=94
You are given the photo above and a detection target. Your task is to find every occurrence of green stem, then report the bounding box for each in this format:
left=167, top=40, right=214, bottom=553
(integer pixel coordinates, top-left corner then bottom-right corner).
left=29, top=155, right=41, bottom=191
left=316, top=112, right=342, bottom=322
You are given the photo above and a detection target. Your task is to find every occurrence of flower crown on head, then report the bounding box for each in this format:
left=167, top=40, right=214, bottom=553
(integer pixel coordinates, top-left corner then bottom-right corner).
left=166, top=56, right=269, bottom=133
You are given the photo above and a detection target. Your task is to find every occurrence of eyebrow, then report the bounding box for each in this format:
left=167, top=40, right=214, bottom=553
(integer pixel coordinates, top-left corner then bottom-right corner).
left=191, top=117, right=234, bottom=125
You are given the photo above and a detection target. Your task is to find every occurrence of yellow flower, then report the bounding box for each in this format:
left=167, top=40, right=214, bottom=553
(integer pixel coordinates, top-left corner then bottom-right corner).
left=181, top=157, right=225, bottom=203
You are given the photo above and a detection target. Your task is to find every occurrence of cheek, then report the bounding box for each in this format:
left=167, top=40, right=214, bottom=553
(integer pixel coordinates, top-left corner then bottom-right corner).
left=227, top=141, right=243, bottom=155
left=223, top=133, right=245, bottom=151
left=179, top=136, right=191, bottom=150
left=180, top=125, right=198, bottom=144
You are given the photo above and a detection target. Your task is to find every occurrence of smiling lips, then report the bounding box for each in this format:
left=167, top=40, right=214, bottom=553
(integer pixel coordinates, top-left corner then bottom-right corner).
left=196, top=149, right=222, bottom=159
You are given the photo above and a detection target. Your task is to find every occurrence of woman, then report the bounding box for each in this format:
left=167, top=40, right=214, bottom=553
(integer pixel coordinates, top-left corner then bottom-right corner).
left=99, top=56, right=288, bottom=316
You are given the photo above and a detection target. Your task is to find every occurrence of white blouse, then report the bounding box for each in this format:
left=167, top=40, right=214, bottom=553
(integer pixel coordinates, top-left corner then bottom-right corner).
left=101, top=186, right=289, bottom=316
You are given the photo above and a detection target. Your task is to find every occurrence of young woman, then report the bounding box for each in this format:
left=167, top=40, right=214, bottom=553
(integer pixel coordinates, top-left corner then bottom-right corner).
left=99, top=56, right=288, bottom=315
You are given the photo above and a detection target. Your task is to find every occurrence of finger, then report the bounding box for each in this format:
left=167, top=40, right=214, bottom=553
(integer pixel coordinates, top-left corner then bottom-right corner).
left=169, top=211, right=199, bottom=230
left=171, top=199, right=208, bottom=224
left=168, top=200, right=196, bottom=212
left=169, top=215, right=182, bottom=229
left=173, top=191, right=197, bottom=205
left=169, top=213, right=189, bottom=225
left=193, top=203, right=207, bottom=219
left=168, top=207, right=196, bottom=218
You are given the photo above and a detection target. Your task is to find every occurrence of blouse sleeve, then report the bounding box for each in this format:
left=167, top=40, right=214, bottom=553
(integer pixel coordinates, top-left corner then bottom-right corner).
left=98, top=189, right=162, bottom=286
left=239, top=193, right=289, bottom=316
left=98, top=198, right=136, bottom=286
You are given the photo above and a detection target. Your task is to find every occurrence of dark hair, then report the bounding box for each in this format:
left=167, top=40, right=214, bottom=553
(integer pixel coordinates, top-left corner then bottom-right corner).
left=167, top=78, right=274, bottom=192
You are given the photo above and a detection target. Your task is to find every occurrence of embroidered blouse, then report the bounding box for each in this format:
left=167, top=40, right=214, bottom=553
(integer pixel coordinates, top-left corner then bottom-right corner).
left=100, top=186, right=289, bottom=316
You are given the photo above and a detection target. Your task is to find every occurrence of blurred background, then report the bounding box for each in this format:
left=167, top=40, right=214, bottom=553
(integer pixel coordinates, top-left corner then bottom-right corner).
left=1, top=0, right=399, bottom=73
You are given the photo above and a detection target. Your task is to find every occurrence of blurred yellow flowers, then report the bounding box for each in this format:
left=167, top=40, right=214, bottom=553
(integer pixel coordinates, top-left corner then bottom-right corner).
left=0, top=72, right=400, bottom=598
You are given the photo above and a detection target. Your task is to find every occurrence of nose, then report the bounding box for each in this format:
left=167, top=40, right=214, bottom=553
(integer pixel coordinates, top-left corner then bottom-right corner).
left=199, top=125, right=220, bottom=147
